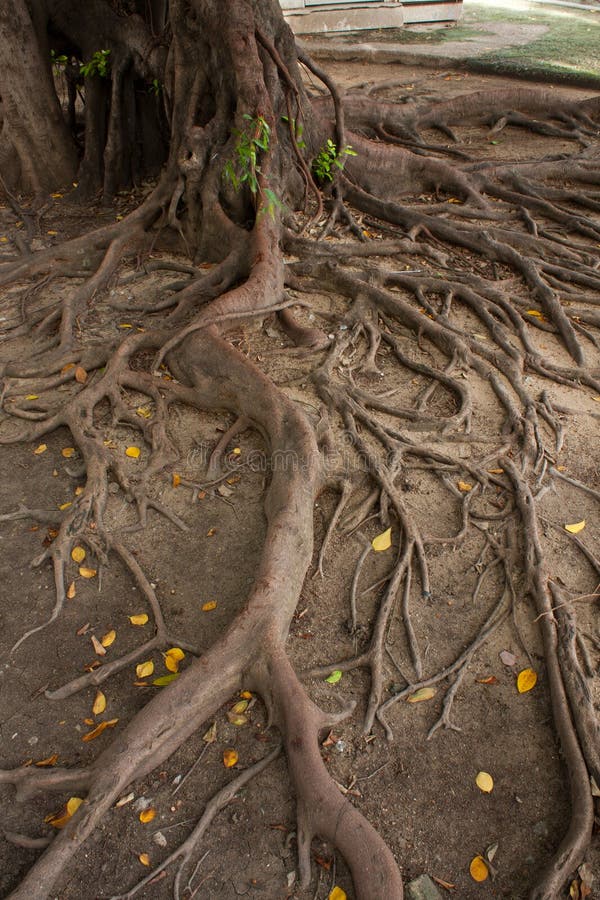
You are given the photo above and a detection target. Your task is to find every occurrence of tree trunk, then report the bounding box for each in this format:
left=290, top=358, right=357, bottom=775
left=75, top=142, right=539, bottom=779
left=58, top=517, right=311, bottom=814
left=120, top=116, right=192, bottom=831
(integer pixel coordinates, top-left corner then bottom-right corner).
left=0, top=0, right=77, bottom=193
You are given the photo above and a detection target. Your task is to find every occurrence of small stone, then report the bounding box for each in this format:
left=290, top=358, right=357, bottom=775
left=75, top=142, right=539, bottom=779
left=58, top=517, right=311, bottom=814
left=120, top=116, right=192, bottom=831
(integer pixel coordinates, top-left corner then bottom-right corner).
left=153, top=831, right=167, bottom=848
left=405, top=874, right=444, bottom=900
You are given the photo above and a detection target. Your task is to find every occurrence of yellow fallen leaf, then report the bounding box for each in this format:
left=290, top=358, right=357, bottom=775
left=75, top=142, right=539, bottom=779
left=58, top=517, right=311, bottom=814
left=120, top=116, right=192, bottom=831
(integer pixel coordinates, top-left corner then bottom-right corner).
left=61, top=362, right=75, bottom=373
left=457, top=481, right=473, bottom=492
left=35, top=753, right=59, bottom=767
left=593, top=397, right=600, bottom=403
left=138, top=853, right=151, bottom=866
left=469, top=856, right=489, bottom=882
left=0, top=236, right=8, bottom=243
left=79, top=566, right=97, bottom=579
left=118, top=323, right=133, bottom=329
left=203, top=722, right=217, bottom=743
left=223, top=748, right=238, bottom=768
left=26, top=394, right=39, bottom=400
left=74, top=486, right=84, bottom=496
left=91, top=635, right=106, bottom=656
left=92, top=690, right=106, bottom=715
left=136, top=405, right=152, bottom=418
left=71, top=546, right=86, bottom=563
left=227, top=713, right=248, bottom=726
left=61, top=447, right=76, bottom=458
left=487, top=468, right=504, bottom=475
left=47, top=230, right=58, bottom=236
left=206, top=526, right=216, bottom=536
left=475, top=771, right=494, bottom=793
left=526, top=309, right=544, bottom=319
left=34, top=444, right=47, bottom=455
left=83, top=718, right=94, bottom=726
left=46, top=796, right=83, bottom=829
left=58, top=501, right=72, bottom=511
left=82, top=719, right=118, bottom=742
left=101, top=629, right=116, bottom=648
left=407, top=687, right=436, bottom=703
left=172, top=473, right=181, bottom=487
left=232, top=447, right=242, bottom=456
left=240, top=691, right=252, bottom=700
left=202, top=601, right=217, bottom=611
left=51, top=192, right=63, bottom=199
left=564, top=520, right=585, bottom=534
left=231, top=700, right=248, bottom=715
left=139, top=808, right=156, bottom=824
left=129, top=613, right=149, bottom=626
left=165, top=654, right=180, bottom=673
left=166, top=647, right=185, bottom=661
left=372, top=527, right=392, bottom=552
left=329, top=889, right=347, bottom=900
left=136, top=661, right=154, bottom=678
left=517, top=668, right=537, bottom=693
left=125, top=446, right=141, bottom=459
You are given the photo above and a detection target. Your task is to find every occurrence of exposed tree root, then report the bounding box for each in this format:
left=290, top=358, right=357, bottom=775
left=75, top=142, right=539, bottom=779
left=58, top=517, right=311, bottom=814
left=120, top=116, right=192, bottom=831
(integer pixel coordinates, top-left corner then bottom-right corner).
left=1, top=1, right=600, bottom=898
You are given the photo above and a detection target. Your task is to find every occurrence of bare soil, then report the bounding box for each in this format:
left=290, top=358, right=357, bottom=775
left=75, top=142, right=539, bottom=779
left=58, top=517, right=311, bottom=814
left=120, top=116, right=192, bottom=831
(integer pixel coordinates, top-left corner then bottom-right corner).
left=1, top=63, right=599, bottom=900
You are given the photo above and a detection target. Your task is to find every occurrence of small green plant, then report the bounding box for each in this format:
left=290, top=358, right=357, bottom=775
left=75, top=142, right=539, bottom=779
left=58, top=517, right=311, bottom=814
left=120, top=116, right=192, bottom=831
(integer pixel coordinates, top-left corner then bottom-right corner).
left=312, top=139, right=356, bottom=183
left=149, top=78, right=162, bottom=96
left=281, top=115, right=306, bottom=151
left=223, top=113, right=271, bottom=196
left=50, top=49, right=68, bottom=73
left=80, top=49, right=111, bottom=79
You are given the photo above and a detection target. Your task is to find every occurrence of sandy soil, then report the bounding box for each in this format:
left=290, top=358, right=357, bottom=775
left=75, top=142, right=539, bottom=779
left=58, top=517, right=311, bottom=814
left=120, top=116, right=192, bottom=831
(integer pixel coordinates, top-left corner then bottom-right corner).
left=0, top=63, right=599, bottom=900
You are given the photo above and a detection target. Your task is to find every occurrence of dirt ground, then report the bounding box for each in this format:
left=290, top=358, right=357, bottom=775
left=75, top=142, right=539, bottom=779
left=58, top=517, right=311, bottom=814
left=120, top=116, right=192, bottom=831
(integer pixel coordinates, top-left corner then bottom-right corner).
left=1, top=62, right=599, bottom=900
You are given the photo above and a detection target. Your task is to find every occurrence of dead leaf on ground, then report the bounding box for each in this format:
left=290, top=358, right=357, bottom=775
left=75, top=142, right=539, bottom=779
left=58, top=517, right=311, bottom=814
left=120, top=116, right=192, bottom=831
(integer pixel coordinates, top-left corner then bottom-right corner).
left=125, top=446, right=141, bottom=459
left=129, top=613, right=149, bottom=626
left=138, top=853, right=151, bottom=866
left=66, top=582, right=76, bottom=599
left=101, top=629, right=116, bottom=647
left=223, top=748, right=238, bottom=768
left=136, top=661, right=154, bottom=678
left=33, top=444, right=47, bottom=454
left=475, top=771, right=494, bottom=793
left=35, top=754, right=59, bottom=767
left=82, top=719, right=118, bottom=742
left=457, top=481, right=473, bottom=492
left=203, top=722, right=217, bottom=743
left=92, top=690, right=106, bottom=715
left=139, top=808, right=156, bottom=824
left=71, top=546, right=86, bottom=563
left=407, top=687, right=436, bottom=703
left=61, top=447, right=76, bottom=458
left=91, top=635, right=106, bottom=656
left=564, top=520, right=586, bottom=534
left=152, top=674, right=179, bottom=686
left=74, top=366, right=88, bottom=384
left=45, top=796, right=83, bottom=829
left=202, top=601, right=217, bottom=611
left=325, top=670, right=342, bottom=684
left=328, top=888, right=347, bottom=900
left=476, top=675, right=498, bottom=685
left=372, top=527, right=392, bottom=552
left=79, top=566, right=97, bottom=579
left=517, top=668, right=537, bottom=693
left=469, top=856, right=489, bottom=882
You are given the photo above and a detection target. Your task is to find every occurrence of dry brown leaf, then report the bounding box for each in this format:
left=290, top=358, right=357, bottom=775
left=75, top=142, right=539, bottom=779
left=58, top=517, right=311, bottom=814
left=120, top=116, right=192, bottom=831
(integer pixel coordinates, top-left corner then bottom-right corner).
left=91, top=635, right=106, bottom=656
left=35, top=754, right=59, bottom=767
left=202, top=722, right=217, bottom=743
left=74, top=366, right=88, bottom=384
left=66, top=582, right=76, bottom=600
left=81, top=718, right=118, bottom=742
